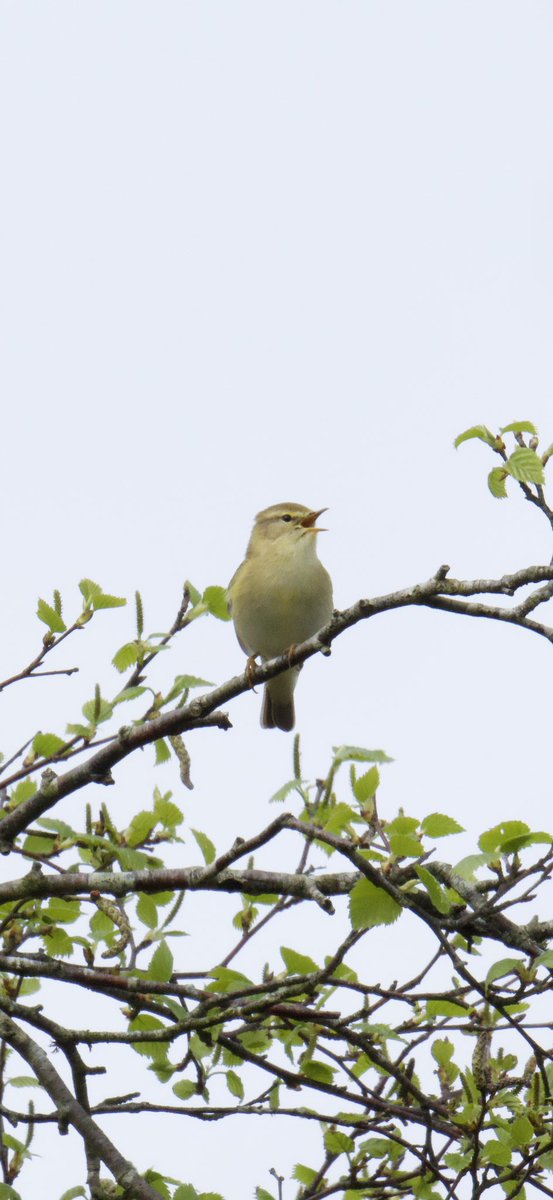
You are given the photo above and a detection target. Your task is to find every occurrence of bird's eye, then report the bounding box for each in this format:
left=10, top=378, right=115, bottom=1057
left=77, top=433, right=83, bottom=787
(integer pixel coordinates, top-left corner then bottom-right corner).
left=281, top=514, right=293, bottom=523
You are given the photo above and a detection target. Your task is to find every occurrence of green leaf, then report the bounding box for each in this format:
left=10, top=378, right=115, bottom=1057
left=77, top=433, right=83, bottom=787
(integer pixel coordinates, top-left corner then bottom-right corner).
left=91, top=592, right=126, bottom=610
left=112, top=642, right=140, bottom=673
left=137, top=894, right=159, bottom=929
left=500, top=421, right=538, bottom=436
left=269, top=778, right=305, bottom=804
left=426, top=999, right=467, bottom=1017
left=203, top=586, right=231, bottom=621
left=37, top=598, right=66, bottom=633
left=255, top=1190, right=276, bottom=1200
left=303, top=1061, right=336, bottom=1086
left=207, top=967, right=252, bottom=993
left=281, top=947, right=319, bottom=975
left=79, top=579, right=125, bottom=609
left=155, top=738, right=171, bottom=765
left=9, top=779, right=36, bottom=807
left=38, top=817, right=74, bottom=837
left=43, top=928, right=73, bottom=957
left=353, top=766, right=380, bottom=803
left=113, top=686, right=147, bottom=704
left=505, top=447, right=545, bottom=484
left=349, top=878, right=402, bottom=930
left=431, top=1038, right=456, bottom=1067
left=454, top=425, right=498, bottom=449
left=59, top=1189, right=86, bottom=1200
left=173, top=1187, right=200, bottom=1200
left=324, top=1129, right=354, bottom=1155
left=488, top=467, right=509, bottom=498
left=479, top=821, right=529, bottom=854
left=33, top=732, right=67, bottom=758
left=389, top=832, right=422, bottom=858
left=43, top=898, right=81, bottom=924
left=293, top=1164, right=318, bottom=1186
left=128, top=1014, right=169, bottom=1061
left=191, top=828, right=216, bottom=865
left=415, top=866, right=453, bottom=915
left=154, top=796, right=184, bottom=828
left=486, top=958, right=524, bottom=985
left=165, top=674, right=213, bottom=702
left=7, top=1076, right=40, bottom=1089
left=421, top=813, right=464, bottom=838
left=148, top=939, right=174, bottom=983
left=481, top=1139, right=512, bottom=1167
left=333, top=745, right=394, bottom=766
left=0, top=1188, right=23, bottom=1200
left=82, top=697, right=113, bottom=725
left=172, top=1080, right=197, bottom=1101
left=226, top=1070, right=244, bottom=1099
left=126, top=810, right=158, bottom=847
left=508, top=1115, right=534, bottom=1147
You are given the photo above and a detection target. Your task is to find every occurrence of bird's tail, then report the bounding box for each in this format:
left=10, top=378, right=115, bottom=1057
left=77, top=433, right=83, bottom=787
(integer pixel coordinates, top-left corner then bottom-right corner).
left=261, top=667, right=300, bottom=731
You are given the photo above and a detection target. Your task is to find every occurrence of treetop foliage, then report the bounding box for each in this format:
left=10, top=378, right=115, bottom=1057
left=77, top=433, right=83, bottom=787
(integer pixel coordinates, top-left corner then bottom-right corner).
left=0, top=423, right=552, bottom=1200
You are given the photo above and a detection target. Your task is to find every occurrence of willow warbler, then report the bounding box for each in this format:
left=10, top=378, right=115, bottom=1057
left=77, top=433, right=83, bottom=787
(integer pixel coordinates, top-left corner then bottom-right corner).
left=228, top=503, right=333, bottom=731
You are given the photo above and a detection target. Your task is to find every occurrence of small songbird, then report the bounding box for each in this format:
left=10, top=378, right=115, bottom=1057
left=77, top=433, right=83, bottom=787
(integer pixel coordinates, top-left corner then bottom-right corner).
left=228, top=502, right=333, bottom=731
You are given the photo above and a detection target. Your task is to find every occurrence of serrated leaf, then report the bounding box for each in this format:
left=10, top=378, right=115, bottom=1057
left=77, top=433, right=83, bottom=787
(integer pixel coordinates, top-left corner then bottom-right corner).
left=165, top=674, right=213, bottom=702
left=421, top=813, right=464, bottom=837
left=353, top=766, right=380, bottom=803
left=38, top=817, right=74, bottom=837
left=33, top=732, right=66, bottom=758
left=154, top=796, right=184, bottom=828
left=43, top=928, right=73, bottom=957
left=155, top=738, right=171, bottom=765
left=43, top=898, right=81, bottom=924
left=113, top=686, right=147, bottom=704
left=172, top=1079, right=198, bottom=1101
left=37, top=598, right=66, bottom=633
left=9, top=779, right=36, bottom=806
left=488, top=467, right=509, bottom=498
left=500, top=421, right=538, bottom=436
left=454, top=425, right=498, bottom=449
left=255, top=1190, right=276, bottom=1200
left=126, top=810, right=158, bottom=848
left=269, top=778, right=304, bottom=804
left=505, top=447, right=545, bottom=484
left=79, top=578, right=103, bottom=603
left=173, top=1188, right=199, bottom=1200
left=415, top=866, right=453, bottom=915
left=148, top=939, right=174, bottom=983
left=82, top=697, right=113, bottom=725
left=207, top=967, right=252, bottom=993
left=349, top=877, right=402, bottom=930
left=482, top=1139, right=512, bottom=1167
left=112, top=642, right=140, bottom=673
left=191, top=828, right=216, bottom=865
left=91, top=593, right=126, bottom=610
left=128, top=1014, right=169, bottom=1061
left=203, top=586, right=231, bottom=621
left=281, top=947, right=319, bottom=975
left=137, top=894, right=159, bottom=929
left=324, top=1129, right=354, bottom=1154
left=333, top=745, right=394, bottom=766
left=302, top=1059, right=336, bottom=1084
left=479, top=821, right=529, bottom=854
left=226, top=1069, right=244, bottom=1099
left=389, top=832, right=422, bottom=858
left=508, top=1115, right=534, bottom=1147
left=293, top=1164, right=319, bottom=1186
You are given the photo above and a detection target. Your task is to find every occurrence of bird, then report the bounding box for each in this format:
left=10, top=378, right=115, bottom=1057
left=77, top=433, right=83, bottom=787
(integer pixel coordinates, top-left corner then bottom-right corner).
left=228, top=502, right=333, bottom=730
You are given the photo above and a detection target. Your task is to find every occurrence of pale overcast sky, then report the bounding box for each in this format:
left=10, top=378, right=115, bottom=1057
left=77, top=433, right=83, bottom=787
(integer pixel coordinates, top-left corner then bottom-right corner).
left=1, top=4, right=553, bottom=1196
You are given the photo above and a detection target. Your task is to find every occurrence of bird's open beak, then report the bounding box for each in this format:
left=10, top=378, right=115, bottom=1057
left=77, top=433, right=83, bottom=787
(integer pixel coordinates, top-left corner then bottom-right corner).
left=301, top=507, right=328, bottom=532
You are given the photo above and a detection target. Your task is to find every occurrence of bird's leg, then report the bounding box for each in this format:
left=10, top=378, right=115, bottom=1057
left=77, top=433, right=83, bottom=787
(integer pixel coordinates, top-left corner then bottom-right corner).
left=245, top=655, right=259, bottom=691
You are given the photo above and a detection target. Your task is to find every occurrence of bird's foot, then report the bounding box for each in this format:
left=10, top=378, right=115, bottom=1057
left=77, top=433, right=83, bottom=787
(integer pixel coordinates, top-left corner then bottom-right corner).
left=245, top=656, right=259, bottom=691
